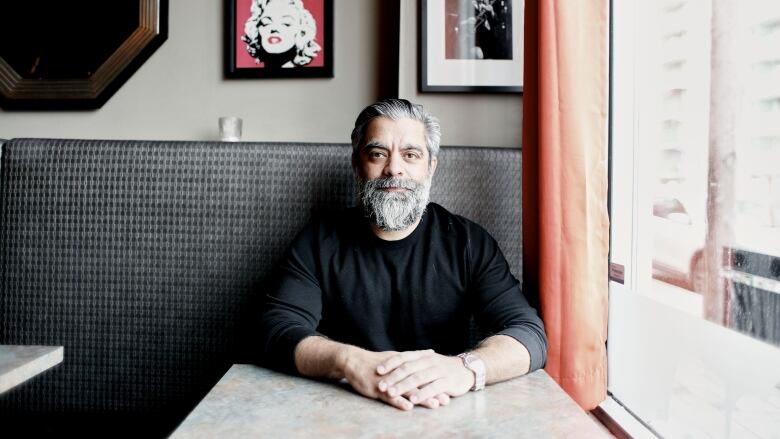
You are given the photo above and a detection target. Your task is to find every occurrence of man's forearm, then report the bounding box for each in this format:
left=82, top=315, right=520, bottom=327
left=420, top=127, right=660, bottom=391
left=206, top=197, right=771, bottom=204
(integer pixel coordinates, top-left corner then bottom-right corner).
left=470, top=334, right=532, bottom=385
left=293, top=335, right=353, bottom=380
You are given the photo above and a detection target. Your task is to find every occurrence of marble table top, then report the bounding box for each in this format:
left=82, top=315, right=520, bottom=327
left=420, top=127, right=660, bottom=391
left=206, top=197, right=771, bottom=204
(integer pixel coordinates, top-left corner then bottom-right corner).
left=171, top=364, right=610, bottom=438
left=0, top=345, right=63, bottom=394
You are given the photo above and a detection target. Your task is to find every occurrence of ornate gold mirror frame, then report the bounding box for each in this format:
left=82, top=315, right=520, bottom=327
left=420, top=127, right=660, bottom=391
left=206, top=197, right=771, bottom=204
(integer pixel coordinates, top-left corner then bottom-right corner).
left=0, top=0, right=168, bottom=110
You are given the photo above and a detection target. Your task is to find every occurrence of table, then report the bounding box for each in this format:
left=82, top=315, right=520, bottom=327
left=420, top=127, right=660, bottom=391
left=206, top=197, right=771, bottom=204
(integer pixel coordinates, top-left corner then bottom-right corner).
left=171, top=364, right=611, bottom=438
left=0, top=345, right=63, bottom=394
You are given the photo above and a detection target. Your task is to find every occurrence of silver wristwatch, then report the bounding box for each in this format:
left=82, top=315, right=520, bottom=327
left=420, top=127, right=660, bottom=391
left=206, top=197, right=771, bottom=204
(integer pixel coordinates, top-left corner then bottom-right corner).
left=457, top=352, right=486, bottom=391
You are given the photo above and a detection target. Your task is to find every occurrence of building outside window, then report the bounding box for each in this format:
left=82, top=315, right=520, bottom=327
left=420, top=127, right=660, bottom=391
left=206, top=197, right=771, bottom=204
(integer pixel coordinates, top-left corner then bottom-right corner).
left=609, top=0, right=780, bottom=437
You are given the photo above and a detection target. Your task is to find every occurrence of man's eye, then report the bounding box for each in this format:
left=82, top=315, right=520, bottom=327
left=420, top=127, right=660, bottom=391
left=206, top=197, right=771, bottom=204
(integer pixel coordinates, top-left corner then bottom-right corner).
left=368, top=151, right=386, bottom=159
left=405, top=152, right=421, bottom=159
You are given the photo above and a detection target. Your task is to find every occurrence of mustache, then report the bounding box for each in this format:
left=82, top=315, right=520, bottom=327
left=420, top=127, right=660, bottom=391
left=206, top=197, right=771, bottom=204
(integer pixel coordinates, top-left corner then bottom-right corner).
left=365, top=177, right=420, bottom=190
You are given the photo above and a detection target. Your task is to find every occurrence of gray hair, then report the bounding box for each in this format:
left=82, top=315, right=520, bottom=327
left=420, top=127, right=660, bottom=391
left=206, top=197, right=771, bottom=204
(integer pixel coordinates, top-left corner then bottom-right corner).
left=350, top=99, right=441, bottom=166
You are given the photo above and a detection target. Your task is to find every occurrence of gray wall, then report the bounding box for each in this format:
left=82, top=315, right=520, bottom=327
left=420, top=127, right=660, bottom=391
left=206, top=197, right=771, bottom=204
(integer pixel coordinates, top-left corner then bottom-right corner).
left=398, top=0, right=523, bottom=147
left=0, top=0, right=522, bottom=148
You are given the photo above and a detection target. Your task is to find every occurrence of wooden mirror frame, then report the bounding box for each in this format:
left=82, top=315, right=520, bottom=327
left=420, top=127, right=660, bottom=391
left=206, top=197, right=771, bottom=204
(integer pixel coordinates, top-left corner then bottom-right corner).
left=0, top=0, right=168, bottom=110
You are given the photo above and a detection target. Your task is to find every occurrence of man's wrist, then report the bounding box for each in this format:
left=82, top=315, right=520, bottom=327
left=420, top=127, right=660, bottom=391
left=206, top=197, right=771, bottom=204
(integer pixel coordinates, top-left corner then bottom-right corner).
left=457, top=352, right=486, bottom=391
left=335, top=343, right=362, bottom=379
left=295, top=336, right=356, bottom=380
left=453, top=355, right=476, bottom=390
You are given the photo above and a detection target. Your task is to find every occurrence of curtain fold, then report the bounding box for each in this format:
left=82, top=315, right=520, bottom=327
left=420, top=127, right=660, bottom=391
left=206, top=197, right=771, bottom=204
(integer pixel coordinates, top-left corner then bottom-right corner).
left=522, top=0, right=610, bottom=410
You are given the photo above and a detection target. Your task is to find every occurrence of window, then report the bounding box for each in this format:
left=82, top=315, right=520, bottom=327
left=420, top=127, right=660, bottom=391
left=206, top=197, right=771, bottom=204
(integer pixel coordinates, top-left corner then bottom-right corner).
left=609, top=0, right=780, bottom=437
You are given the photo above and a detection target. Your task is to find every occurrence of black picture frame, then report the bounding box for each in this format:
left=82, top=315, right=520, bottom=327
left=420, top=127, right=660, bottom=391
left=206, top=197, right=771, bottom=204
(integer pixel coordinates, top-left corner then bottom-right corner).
left=0, top=0, right=168, bottom=110
left=420, top=0, right=523, bottom=93
left=225, top=0, right=333, bottom=79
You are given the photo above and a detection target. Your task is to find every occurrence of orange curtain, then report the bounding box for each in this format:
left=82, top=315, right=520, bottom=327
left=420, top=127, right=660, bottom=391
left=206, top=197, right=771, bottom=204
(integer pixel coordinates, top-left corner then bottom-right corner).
left=522, top=0, right=610, bottom=409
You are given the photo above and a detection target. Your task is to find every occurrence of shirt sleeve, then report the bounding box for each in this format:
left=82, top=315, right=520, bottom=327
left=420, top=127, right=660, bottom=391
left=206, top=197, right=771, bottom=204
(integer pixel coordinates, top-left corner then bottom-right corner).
left=259, top=220, right=325, bottom=374
left=467, top=223, right=549, bottom=372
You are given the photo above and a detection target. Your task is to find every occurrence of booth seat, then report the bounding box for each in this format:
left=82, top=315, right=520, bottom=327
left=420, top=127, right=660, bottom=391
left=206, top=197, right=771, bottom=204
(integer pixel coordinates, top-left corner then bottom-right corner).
left=0, top=138, right=523, bottom=437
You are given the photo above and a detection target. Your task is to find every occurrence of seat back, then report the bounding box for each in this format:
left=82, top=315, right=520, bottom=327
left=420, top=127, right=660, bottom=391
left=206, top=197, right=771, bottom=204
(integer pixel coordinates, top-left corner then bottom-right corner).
left=0, top=138, right=521, bottom=436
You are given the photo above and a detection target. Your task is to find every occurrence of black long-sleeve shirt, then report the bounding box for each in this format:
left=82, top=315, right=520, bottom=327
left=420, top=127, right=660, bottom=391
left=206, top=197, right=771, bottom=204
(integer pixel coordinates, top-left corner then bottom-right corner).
left=260, top=203, right=548, bottom=374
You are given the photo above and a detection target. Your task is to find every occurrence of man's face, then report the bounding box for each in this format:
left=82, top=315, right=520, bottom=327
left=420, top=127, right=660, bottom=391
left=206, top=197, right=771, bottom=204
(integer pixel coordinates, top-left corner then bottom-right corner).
left=356, top=117, right=438, bottom=231
left=258, top=0, right=299, bottom=54
left=357, top=117, right=436, bottom=183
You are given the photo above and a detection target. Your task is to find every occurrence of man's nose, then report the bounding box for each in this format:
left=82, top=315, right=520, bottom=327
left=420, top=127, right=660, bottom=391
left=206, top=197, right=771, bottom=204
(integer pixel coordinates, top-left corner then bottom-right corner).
left=383, top=153, right=405, bottom=177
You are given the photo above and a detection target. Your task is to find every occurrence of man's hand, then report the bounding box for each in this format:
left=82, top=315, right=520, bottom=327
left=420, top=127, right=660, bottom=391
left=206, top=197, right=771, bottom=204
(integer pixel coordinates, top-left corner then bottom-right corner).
left=374, top=349, right=474, bottom=407
left=295, top=337, right=450, bottom=411
left=340, top=347, right=452, bottom=410
left=295, top=335, right=532, bottom=410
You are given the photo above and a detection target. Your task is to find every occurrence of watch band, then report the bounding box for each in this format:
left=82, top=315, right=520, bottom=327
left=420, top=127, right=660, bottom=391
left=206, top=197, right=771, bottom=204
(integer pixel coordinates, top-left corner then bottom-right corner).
left=457, top=352, right=486, bottom=391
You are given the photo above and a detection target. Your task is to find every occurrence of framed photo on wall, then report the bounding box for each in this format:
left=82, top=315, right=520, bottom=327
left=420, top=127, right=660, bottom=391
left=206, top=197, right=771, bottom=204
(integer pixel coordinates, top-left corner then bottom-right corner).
left=420, top=0, right=523, bottom=93
left=225, top=0, right=333, bottom=78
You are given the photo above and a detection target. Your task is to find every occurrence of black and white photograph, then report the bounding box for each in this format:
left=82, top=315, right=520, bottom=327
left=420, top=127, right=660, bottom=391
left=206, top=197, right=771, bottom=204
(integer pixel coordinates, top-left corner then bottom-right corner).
left=421, top=0, right=523, bottom=93
left=445, top=0, right=513, bottom=60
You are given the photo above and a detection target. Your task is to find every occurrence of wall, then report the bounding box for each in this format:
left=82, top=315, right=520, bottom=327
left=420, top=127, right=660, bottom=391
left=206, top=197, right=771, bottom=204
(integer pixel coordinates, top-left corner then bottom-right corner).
left=398, top=0, right=523, bottom=148
left=0, top=0, right=522, bottom=148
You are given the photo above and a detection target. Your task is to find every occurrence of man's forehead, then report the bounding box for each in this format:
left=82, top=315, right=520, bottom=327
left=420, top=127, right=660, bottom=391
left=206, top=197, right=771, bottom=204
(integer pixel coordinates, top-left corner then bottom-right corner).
left=362, top=117, right=427, bottom=147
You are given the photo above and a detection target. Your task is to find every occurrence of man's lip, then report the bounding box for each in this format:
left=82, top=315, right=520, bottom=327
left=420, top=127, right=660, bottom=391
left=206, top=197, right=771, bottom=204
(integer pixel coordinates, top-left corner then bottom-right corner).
left=381, top=187, right=409, bottom=192
left=267, top=36, right=282, bottom=44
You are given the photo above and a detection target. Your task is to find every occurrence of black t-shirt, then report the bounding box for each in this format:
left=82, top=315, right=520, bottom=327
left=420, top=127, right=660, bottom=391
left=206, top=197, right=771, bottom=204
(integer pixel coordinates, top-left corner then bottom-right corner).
left=260, top=203, right=547, bottom=374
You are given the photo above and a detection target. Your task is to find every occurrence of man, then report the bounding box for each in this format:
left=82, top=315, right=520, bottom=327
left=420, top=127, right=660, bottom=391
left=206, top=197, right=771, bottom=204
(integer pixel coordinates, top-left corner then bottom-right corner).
left=260, top=99, right=547, bottom=411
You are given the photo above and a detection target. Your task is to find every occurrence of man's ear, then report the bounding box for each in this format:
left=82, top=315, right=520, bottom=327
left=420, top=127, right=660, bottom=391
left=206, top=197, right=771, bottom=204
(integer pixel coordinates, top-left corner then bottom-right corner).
left=429, top=156, right=438, bottom=177
left=351, top=154, right=361, bottom=178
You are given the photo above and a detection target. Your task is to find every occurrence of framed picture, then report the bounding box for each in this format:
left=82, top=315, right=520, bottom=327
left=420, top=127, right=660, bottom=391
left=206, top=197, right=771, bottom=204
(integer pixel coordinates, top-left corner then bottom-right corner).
left=420, top=0, right=523, bottom=93
left=224, top=0, right=333, bottom=79
left=0, top=0, right=168, bottom=110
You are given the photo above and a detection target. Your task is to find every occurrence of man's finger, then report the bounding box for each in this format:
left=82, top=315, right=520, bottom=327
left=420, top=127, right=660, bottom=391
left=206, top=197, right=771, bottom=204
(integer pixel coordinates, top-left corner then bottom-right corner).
left=435, top=393, right=451, bottom=406
left=378, top=360, right=435, bottom=394
left=401, top=389, right=450, bottom=409
left=417, top=397, right=441, bottom=409
left=387, top=367, right=440, bottom=398
left=376, top=349, right=433, bottom=375
left=407, top=379, right=447, bottom=405
left=379, top=392, right=414, bottom=411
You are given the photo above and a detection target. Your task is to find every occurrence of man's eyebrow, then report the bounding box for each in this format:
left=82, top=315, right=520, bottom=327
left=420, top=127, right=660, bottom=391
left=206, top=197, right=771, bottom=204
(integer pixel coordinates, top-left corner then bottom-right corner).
left=362, top=141, right=387, bottom=151
left=361, top=142, right=425, bottom=153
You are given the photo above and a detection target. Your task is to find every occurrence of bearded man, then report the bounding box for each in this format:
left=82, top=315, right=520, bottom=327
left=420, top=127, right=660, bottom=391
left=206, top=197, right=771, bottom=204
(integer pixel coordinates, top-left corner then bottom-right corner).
left=259, top=99, right=547, bottom=410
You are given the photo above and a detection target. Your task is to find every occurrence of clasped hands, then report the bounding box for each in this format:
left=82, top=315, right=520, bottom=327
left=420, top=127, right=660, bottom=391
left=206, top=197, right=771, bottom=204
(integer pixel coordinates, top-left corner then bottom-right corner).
left=343, top=348, right=475, bottom=411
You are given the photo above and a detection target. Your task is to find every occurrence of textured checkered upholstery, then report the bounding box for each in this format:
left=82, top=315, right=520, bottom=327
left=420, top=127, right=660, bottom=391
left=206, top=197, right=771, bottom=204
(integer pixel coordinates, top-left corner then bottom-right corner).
left=0, top=138, right=522, bottom=437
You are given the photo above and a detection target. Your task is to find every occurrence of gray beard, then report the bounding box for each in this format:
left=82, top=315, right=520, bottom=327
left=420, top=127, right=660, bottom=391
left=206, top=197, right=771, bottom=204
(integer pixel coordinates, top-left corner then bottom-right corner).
left=358, top=176, right=432, bottom=232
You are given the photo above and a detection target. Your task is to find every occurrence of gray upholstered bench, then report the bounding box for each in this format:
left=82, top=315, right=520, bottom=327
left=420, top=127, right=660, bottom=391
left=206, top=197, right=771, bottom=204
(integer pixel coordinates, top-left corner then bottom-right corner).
left=0, top=138, right=522, bottom=437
